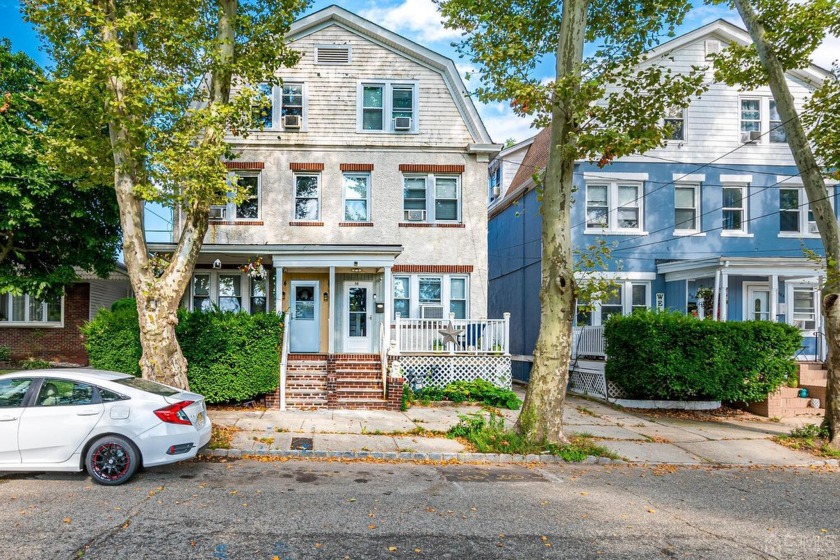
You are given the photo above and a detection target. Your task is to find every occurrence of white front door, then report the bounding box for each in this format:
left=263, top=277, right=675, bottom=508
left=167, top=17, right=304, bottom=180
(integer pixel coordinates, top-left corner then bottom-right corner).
left=344, top=282, right=372, bottom=353
left=290, top=281, right=320, bottom=353
left=745, top=284, right=771, bottom=321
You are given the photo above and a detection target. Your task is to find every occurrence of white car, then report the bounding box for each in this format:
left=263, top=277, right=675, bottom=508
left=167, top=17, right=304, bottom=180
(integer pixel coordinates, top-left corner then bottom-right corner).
left=0, top=369, right=212, bottom=485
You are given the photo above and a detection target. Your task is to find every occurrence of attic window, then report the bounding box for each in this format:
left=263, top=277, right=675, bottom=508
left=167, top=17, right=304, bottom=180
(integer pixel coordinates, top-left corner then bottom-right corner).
left=705, top=40, right=721, bottom=58
left=316, top=46, right=351, bottom=64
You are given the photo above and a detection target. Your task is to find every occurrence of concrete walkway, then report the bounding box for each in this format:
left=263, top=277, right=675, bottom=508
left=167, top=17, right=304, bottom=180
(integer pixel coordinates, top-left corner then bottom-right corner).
left=208, top=393, right=834, bottom=467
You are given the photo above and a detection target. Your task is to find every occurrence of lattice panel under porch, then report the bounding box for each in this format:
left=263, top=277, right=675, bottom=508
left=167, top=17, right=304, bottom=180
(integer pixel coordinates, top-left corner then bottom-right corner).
left=568, top=369, right=608, bottom=400
left=396, top=355, right=512, bottom=389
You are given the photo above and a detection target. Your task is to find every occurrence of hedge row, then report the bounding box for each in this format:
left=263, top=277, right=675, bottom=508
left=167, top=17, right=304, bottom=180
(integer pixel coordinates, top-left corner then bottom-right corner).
left=81, top=299, right=283, bottom=403
left=604, top=311, right=801, bottom=403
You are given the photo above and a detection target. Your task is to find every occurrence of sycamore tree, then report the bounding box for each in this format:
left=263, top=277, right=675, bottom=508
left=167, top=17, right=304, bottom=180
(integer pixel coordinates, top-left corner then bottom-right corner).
left=438, top=0, right=707, bottom=443
left=24, top=0, right=308, bottom=388
left=710, top=0, right=840, bottom=447
left=0, top=39, right=120, bottom=300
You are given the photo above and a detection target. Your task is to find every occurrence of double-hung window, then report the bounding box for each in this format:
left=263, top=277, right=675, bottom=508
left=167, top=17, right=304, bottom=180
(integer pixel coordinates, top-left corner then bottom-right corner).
left=217, top=274, right=241, bottom=312
left=252, top=83, right=274, bottom=129
left=574, top=281, right=650, bottom=326
left=791, top=287, right=817, bottom=331
left=343, top=173, right=370, bottom=222
left=358, top=81, right=418, bottom=132
left=664, top=106, right=686, bottom=141
left=281, top=82, right=305, bottom=129
left=294, top=174, right=320, bottom=221
left=769, top=100, right=786, bottom=143
left=402, top=175, right=460, bottom=223
left=250, top=278, right=267, bottom=314
left=393, top=275, right=469, bottom=319
left=674, top=184, right=700, bottom=233
left=779, top=187, right=819, bottom=236
left=740, top=98, right=761, bottom=143
left=0, top=293, right=62, bottom=326
left=584, top=181, right=644, bottom=233
left=211, top=172, right=261, bottom=222
left=722, top=185, right=747, bottom=234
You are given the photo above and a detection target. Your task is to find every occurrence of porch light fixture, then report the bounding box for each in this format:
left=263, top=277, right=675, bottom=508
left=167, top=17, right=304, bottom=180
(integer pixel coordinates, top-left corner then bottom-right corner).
left=323, top=292, right=329, bottom=302
left=212, top=259, right=222, bottom=269
left=351, top=261, right=362, bottom=273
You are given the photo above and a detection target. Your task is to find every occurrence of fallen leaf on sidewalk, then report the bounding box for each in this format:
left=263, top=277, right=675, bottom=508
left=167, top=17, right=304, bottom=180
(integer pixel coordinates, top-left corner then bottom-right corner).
left=63, top=518, right=71, bottom=524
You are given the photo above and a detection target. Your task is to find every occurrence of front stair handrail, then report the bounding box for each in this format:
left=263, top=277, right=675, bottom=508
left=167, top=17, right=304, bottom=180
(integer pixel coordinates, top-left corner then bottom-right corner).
left=279, top=309, right=291, bottom=411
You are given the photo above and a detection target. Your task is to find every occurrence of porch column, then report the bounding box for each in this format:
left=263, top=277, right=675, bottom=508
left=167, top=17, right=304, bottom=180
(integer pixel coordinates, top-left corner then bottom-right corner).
left=720, top=273, right=729, bottom=321
left=383, top=265, right=392, bottom=342
left=274, top=265, right=283, bottom=314
left=770, top=275, right=779, bottom=322
left=328, top=266, right=336, bottom=354
left=712, top=270, right=720, bottom=321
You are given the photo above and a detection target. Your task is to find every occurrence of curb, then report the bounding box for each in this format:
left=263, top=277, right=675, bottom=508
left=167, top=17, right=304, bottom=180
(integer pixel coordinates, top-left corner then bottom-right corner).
left=198, top=448, right=840, bottom=469
left=199, top=448, right=623, bottom=465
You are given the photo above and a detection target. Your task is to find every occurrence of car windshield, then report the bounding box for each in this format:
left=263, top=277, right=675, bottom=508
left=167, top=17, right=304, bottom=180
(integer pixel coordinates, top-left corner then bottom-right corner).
left=113, top=377, right=179, bottom=396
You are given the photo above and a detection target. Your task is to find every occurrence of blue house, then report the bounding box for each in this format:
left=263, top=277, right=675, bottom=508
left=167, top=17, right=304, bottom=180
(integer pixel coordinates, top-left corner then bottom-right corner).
left=487, top=20, right=835, bottom=383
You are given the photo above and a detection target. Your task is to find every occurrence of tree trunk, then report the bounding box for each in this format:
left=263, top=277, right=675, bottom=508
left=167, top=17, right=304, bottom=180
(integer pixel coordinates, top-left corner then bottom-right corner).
left=732, top=0, right=840, bottom=448
left=515, top=0, right=588, bottom=444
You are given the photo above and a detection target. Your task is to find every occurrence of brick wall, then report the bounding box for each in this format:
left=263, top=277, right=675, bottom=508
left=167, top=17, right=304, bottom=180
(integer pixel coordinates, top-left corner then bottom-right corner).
left=386, top=376, right=404, bottom=411
left=0, top=283, right=90, bottom=365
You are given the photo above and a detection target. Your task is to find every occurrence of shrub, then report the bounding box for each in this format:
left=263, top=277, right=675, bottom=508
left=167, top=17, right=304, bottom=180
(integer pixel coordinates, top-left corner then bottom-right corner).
left=19, top=358, right=51, bottom=370
left=604, top=310, right=801, bottom=403
left=0, top=345, right=10, bottom=362
left=402, top=379, right=521, bottom=410
left=82, top=299, right=283, bottom=403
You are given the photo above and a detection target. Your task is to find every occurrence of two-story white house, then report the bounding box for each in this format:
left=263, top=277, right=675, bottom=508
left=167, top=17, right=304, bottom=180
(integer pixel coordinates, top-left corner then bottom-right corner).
left=148, top=6, right=504, bottom=409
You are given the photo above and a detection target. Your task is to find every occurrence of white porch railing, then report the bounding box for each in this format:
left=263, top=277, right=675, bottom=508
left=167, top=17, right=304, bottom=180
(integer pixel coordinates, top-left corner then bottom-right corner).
left=278, top=310, right=290, bottom=411
left=571, top=326, right=605, bottom=358
left=394, top=312, right=510, bottom=355
left=379, top=323, right=388, bottom=399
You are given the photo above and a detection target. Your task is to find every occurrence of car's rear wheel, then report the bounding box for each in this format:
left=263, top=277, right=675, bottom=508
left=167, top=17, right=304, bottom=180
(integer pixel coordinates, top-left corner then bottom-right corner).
left=85, top=435, right=139, bottom=486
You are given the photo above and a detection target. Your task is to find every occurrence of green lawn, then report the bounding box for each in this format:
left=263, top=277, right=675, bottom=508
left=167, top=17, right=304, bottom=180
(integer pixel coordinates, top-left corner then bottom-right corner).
left=0, top=370, right=13, bottom=375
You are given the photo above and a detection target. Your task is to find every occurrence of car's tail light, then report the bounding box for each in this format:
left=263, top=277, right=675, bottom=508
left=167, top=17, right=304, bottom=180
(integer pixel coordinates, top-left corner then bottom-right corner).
left=154, top=401, right=194, bottom=425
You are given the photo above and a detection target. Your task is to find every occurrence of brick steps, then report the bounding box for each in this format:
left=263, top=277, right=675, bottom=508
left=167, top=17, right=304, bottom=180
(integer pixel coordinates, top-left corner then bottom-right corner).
left=743, top=362, right=827, bottom=418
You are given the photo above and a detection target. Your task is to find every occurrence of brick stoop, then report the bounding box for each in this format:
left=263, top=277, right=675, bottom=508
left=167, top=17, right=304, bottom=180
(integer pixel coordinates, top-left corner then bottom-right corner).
left=742, top=362, right=826, bottom=418
left=279, top=353, right=395, bottom=410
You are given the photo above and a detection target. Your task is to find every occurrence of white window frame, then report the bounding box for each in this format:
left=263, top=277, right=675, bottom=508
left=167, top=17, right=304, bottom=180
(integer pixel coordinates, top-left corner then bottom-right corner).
left=738, top=97, right=790, bottom=145
left=250, top=83, right=275, bottom=131
left=574, top=281, right=650, bottom=326
left=293, top=173, right=321, bottom=221
left=583, top=180, right=645, bottom=234
left=280, top=81, right=307, bottom=132
left=402, top=174, right=461, bottom=223
left=0, top=292, right=64, bottom=328
left=786, top=283, right=820, bottom=333
left=393, top=274, right=470, bottom=319
left=721, top=184, right=749, bottom=236
left=190, top=271, right=268, bottom=314
left=211, top=172, right=261, bottom=222
left=778, top=187, right=825, bottom=238
left=673, top=183, right=700, bottom=234
left=663, top=106, right=686, bottom=142
left=342, top=172, right=371, bottom=222
left=393, top=276, right=411, bottom=319
left=768, top=99, right=787, bottom=144
left=356, top=80, right=419, bottom=133
left=739, top=97, right=762, bottom=142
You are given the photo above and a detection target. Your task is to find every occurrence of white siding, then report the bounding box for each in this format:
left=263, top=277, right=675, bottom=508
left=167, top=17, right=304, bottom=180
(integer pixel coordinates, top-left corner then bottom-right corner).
left=88, top=280, right=131, bottom=320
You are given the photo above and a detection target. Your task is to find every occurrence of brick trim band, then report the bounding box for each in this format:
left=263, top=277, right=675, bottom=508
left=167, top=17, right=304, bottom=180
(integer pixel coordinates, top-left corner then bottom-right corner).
left=290, top=162, right=325, bottom=172
left=392, top=265, right=474, bottom=273
left=340, top=163, right=374, bottom=172
left=339, top=222, right=374, bottom=227
left=289, top=221, right=324, bottom=227
left=398, top=223, right=465, bottom=228
left=224, top=161, right=265, bottom=170
left=208, top=220, right=264, bottom=226
left=398, top=164, right=465, bottom=173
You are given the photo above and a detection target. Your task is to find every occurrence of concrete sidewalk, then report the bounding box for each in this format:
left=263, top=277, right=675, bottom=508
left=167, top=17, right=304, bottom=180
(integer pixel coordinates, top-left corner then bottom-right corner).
left=207, top=393, right=836, bottom=467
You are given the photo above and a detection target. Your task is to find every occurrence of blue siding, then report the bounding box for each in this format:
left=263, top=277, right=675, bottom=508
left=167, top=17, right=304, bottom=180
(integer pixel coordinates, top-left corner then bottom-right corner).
left=665, top=280, right=686, bottom=312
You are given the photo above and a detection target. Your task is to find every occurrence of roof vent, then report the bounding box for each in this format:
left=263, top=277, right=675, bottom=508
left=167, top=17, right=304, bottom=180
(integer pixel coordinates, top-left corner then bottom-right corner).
left=316, top=46, right=351, bottom=64
left=705, top=39, right=721, bottom=58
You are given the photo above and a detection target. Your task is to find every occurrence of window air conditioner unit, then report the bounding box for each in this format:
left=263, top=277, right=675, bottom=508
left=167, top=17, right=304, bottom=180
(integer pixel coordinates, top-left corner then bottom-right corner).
left=741, top=130, right=762, bottom=143
left=394, top=116, right=412, bottom=131
left=404, top=209, right=426, bottom=221
left=283, top=114, right=302, bottom=129
left=420, top=305, right=445, bottom=319
left=492, top=186, right=501, bottom=198
left=209, top=206, right=226, bottom=220
left=809, top=222, right=820, bottom=234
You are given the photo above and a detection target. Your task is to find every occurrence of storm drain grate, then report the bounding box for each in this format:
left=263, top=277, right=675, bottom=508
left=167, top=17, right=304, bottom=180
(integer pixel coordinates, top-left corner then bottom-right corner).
left=290, top=437, right=314, bottom=451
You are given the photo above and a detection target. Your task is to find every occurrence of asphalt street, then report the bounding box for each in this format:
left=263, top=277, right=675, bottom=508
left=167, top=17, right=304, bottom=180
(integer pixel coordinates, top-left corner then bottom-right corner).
left=1, top=459, right=838, bottom=559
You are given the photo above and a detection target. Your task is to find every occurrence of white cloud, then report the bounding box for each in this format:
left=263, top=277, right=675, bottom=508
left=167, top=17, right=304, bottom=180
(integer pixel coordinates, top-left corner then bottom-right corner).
left=477, top=103, right=538, bottom=144
left=359, top=0, right=462, bottom=43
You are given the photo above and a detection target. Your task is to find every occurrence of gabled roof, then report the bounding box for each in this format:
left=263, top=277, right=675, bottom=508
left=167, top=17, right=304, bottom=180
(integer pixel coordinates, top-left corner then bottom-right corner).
left=488, top=128, right=548, bottom=218
left=288, top=5, right=496, bottom=145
